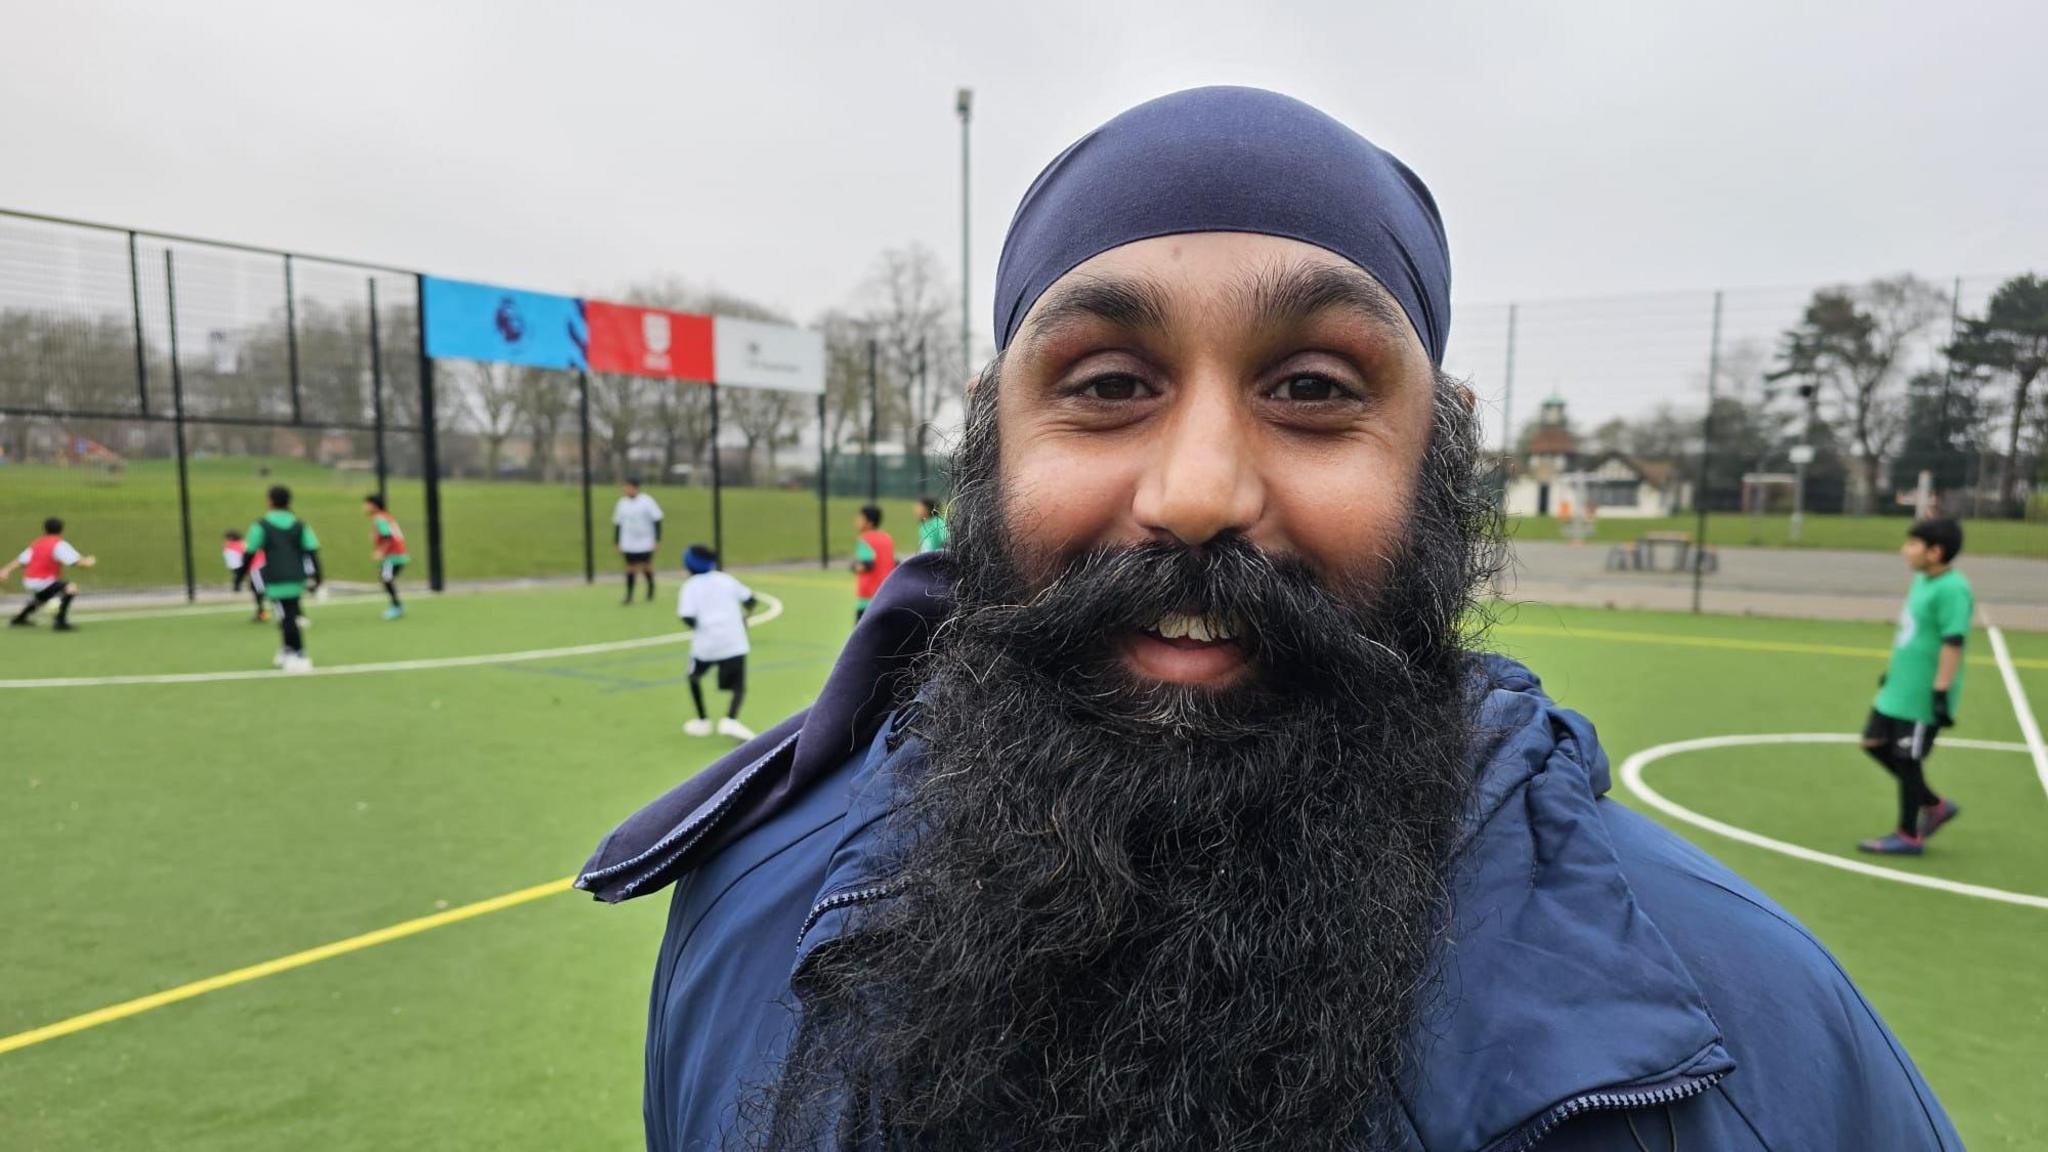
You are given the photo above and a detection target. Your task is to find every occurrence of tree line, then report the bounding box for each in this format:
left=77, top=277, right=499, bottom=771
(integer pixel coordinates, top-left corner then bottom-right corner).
left=1516, top=273, right=2046, bottom=518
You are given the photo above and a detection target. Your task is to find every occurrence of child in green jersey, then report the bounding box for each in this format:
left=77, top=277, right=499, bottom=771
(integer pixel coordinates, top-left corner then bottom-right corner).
left=1858, top=518, right=1972, bottom=856
left=245, top=485, right=323, bottom=673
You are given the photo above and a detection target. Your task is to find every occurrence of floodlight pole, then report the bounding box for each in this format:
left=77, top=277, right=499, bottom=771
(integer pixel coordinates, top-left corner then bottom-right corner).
left=1691, top=290, right=1723, bottom=615
left=1791, top=384, right=1817, bottom=545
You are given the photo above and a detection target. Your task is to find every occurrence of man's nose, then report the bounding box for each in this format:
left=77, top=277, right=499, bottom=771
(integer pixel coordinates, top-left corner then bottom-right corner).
left=1130, top=384, right=1265, bottom=548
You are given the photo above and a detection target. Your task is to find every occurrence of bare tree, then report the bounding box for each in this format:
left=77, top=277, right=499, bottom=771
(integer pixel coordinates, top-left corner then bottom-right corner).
left=723, top=386, right=803, bottom=476
left=462, top=361, right=522, bottom=477
left=859, top=245, right=963, bottom=483
left=514, top=369, right=572, bottom=483
left=588, top=373, right=646, bottom=483
left=818, top=309, right=873, bottom=475
left=1773, top=276, right=1945, bottom=510
left=648, top=382, right=711, bottom=482
left=1714, top=339, right=1771, bottom=403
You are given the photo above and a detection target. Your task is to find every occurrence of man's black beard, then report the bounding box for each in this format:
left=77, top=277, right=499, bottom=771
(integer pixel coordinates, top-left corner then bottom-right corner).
left=755, top=370, right=1503, bottom=1152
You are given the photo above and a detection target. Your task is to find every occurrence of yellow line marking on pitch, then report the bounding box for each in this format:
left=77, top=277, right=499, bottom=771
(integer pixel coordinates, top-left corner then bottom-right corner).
left=1497, top=622, right=2048, bottom=671
left=0, top=876, right=574, bottom=1058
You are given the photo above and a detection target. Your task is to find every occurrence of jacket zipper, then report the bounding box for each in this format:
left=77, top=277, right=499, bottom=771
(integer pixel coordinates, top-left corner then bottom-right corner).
left=796, top=880, right=906, bottom=951
left=1501, top=1071, right=1727, bottom=1152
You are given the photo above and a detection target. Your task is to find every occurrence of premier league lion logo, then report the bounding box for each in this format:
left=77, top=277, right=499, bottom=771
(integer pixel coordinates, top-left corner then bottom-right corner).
left=494, top=296, right=526, bottom=345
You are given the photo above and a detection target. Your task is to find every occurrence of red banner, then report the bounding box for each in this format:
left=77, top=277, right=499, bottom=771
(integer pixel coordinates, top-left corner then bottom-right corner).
left=585, top=301, right=715, bottom=381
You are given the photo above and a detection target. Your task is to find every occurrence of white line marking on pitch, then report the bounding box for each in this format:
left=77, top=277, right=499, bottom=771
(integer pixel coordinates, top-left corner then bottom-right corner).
left=1984, top=617, right=2048, bottom=804
left=1618, top=732, right=2048, bottom=910
left=0, top=592, right=782, bottom=689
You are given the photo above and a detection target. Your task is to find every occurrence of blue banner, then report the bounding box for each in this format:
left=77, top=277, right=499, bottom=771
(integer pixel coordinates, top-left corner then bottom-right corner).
left=421, top=276, right=588, bottom=369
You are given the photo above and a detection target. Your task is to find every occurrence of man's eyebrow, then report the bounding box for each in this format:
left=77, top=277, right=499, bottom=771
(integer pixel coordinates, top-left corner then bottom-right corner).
left=1240, top=261, right=1409, bottom=336
left=1018, top=274, right=1172, bottom=354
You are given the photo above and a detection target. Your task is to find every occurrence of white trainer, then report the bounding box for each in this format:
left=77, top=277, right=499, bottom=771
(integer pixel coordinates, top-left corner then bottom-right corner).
left=682, top=719, right=714, bottom=737
left=273, top=648, right=289, bottom=668
left=282, top=654, right=315, bottom=675
left=716, top=717, right=756, bottom=741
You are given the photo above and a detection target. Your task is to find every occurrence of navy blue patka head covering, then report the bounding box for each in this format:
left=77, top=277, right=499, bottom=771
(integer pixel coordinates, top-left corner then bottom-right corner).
left=994, top=86, right=1451, bottom=366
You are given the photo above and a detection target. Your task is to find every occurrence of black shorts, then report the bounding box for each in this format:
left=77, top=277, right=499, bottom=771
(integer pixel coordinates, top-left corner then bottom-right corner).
left=623, top=551, right=654, bottom=566
left=1865, top=709, right=1937, bottom=763
left=691, top=655, right=746, bottom=692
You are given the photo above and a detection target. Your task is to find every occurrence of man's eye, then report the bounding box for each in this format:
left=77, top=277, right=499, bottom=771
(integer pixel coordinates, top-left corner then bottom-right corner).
left=1079, top=374, right=1146, bottom=401
left=1270, top=374, right=1346, bottom=402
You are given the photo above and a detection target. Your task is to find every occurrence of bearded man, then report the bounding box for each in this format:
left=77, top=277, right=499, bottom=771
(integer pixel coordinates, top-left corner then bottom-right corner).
left=581, top=87, right=1958, bottom=1152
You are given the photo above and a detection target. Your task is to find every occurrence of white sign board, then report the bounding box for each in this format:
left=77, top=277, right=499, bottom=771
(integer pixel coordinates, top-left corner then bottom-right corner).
left=713, top=317, right=825, bottom=394
left=1788, top=445, right=1816, bottom=465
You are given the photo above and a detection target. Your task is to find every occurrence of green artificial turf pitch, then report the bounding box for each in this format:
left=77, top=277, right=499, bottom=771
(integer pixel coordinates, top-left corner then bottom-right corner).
left=1, top=581, right=2044, bottom=1149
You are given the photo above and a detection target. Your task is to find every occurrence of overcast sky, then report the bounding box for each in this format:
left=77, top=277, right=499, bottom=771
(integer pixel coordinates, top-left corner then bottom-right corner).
left=5, top=0, right=2044, bottom=439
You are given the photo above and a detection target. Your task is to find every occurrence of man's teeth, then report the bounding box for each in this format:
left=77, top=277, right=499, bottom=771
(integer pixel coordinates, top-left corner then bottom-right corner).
left=1151, top=612, right=1236, bottom=642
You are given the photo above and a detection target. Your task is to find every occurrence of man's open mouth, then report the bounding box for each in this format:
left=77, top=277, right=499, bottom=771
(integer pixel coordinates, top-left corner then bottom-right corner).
left=1123, top=611, right=1249, bottom=684
left=1142, top=611, right=1242, bottom=644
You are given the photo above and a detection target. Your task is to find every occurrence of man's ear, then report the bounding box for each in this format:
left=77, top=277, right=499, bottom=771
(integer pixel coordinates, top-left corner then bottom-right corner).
left=1455, top=385, right=1477, bottom=413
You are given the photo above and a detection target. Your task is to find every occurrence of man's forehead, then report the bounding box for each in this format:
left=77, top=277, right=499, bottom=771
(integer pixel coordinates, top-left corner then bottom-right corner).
left=1017, top=236, right=1417, bottom=355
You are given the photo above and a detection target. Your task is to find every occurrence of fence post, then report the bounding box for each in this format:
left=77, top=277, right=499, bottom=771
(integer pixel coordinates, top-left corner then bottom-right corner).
left=710, top=382, right=725, bottom=562
left=414, top=274, right=445, bottom=592
left=368, top=277, right=387, bottom=504
left=1500, top=303, right=1518, bottom=460
left=1691, top=290, right=1723, bottom=615
left=164, top=250, right=197, bottom=603
left=1940, top=275, right=1961, bottom=496
left=915, top=335, right=929, bottom=491
left=811, top=389, right=819, bottom=565
left=866, top=338, right=879, bottom=501
left=579, top=369, right=594, bottom=584
left=127, top=232, right=149, bottom=416
left=284, top=254, right=303, bottom=424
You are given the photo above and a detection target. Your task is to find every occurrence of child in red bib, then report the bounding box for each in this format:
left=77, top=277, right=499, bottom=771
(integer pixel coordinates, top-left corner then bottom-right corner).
left=224, top=529, right=269, bottom=622
left=851, top=503, right=896, bottom=623
left=2, top=517, right=97, bottom=631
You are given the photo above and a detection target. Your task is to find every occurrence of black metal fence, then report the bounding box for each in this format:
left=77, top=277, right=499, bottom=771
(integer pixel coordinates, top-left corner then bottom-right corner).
left=1, top=208, right=950, bottom=596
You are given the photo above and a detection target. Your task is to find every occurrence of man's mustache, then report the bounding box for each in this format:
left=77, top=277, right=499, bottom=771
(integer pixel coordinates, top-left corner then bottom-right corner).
left=953, top=534, right=1409, bottom=683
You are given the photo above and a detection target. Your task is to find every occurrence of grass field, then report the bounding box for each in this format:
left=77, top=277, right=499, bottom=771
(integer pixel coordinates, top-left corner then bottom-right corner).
left=1, top=579, right=2045, bottom=1149
left=0, top=458, right=926, bottom=590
